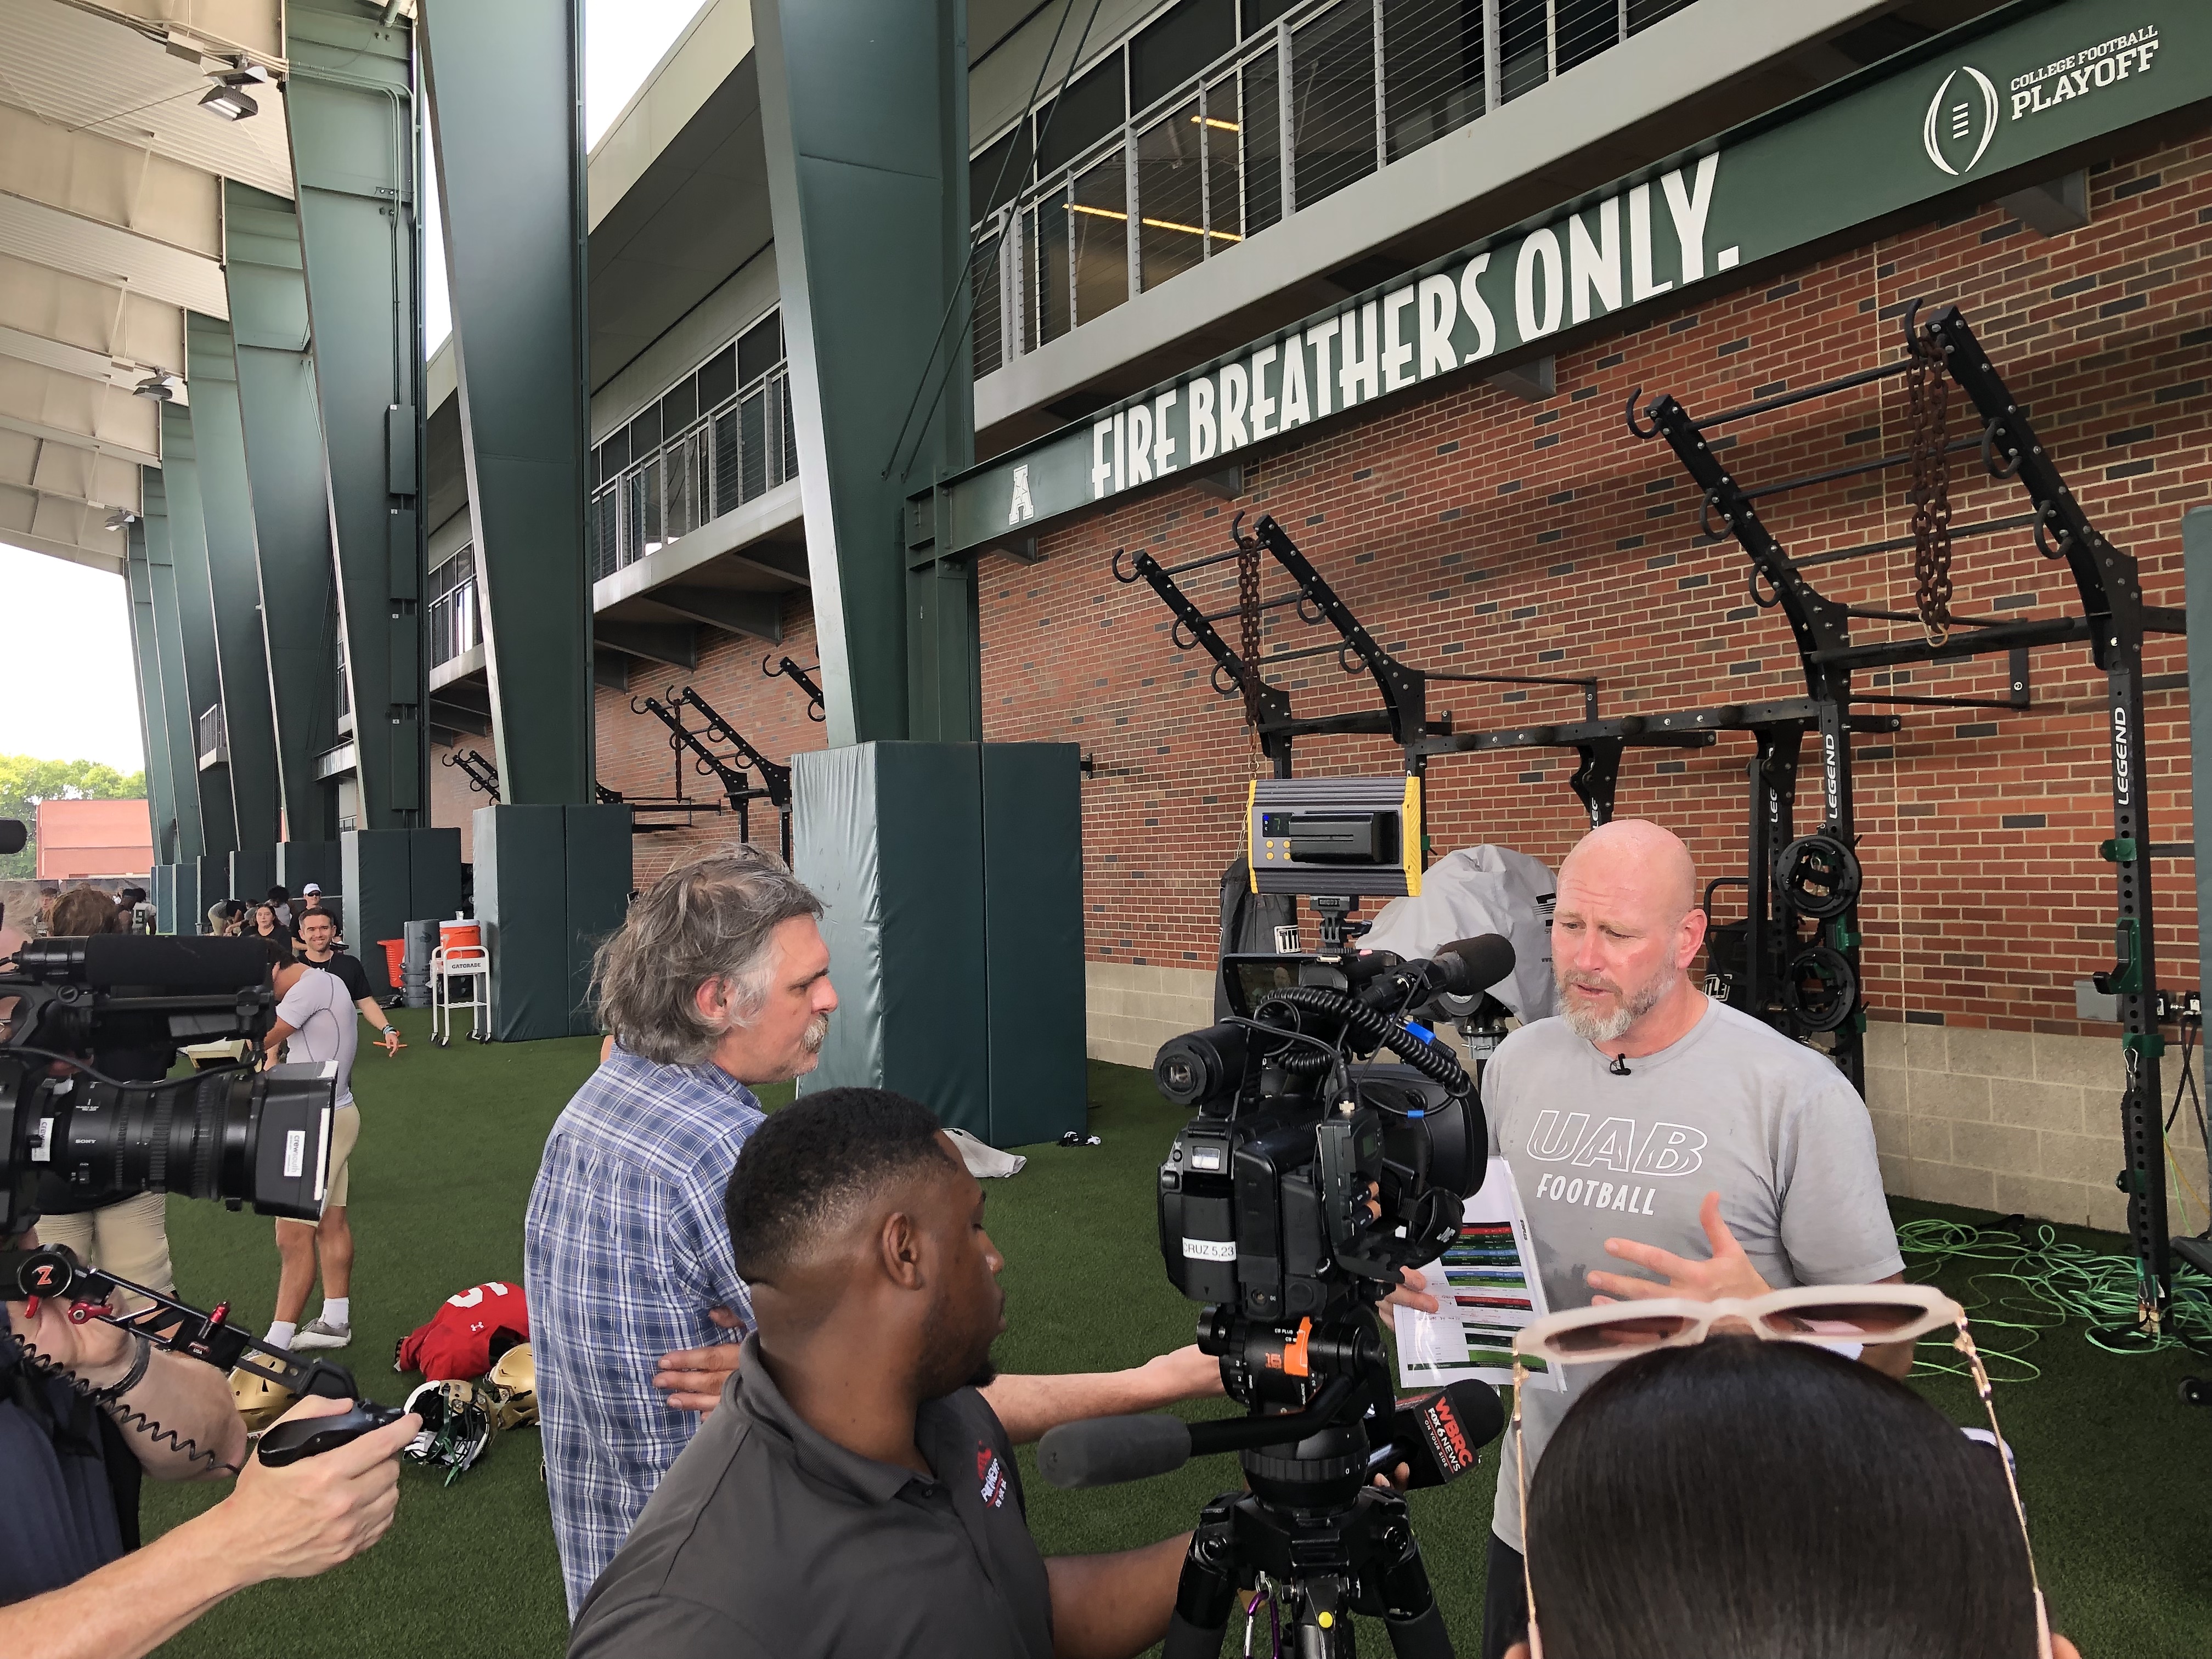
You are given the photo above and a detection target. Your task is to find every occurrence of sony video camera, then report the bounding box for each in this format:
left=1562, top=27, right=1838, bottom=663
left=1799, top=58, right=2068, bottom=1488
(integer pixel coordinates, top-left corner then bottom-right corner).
left=1154, top=776, right=1514, bottom=1389
left=0, top=831, right=341, bottom=1239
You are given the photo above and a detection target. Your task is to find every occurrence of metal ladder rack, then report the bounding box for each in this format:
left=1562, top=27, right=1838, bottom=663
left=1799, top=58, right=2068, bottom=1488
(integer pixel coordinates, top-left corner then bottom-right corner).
left=628, top=686, right=794, bottom=861
left=1628, top=300, right=2187, bottom=1324
left=763, top=654, right=826, bottom=721
left=440, top=748, right=500, bottom=802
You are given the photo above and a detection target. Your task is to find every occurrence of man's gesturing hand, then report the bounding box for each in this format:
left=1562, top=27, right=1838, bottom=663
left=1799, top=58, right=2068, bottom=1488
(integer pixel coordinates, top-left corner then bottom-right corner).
left=1585, top=1190, right=1773, bottom=1304
left=653, top=1306, right=744, bottom=1414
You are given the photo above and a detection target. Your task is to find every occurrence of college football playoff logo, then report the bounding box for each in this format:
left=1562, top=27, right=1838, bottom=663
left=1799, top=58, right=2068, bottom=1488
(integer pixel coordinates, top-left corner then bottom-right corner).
left=1923, top=66, right=1999, bottom=177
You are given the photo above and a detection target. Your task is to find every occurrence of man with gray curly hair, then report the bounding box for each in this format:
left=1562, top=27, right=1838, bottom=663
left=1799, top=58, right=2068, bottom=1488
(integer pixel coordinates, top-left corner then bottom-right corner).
left=526, top=844, right=837, bottom=1613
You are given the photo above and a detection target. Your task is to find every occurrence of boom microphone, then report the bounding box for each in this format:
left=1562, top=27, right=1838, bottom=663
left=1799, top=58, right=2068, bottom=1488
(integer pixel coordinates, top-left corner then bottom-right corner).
left=1037, top=1413, right=1193, bottom=1489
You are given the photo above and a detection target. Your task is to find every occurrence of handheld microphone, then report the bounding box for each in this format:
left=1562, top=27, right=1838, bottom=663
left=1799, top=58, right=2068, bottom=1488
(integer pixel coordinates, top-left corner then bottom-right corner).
left=1369, top=1380, right=1506, bottom=1488
left=1609, top=1053, right=1632, bottom=1076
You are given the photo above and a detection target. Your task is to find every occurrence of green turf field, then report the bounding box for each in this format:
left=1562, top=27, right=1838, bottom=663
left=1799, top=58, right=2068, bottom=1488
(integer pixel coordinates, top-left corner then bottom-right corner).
left=139, top=1015, right=2212, bottom=1656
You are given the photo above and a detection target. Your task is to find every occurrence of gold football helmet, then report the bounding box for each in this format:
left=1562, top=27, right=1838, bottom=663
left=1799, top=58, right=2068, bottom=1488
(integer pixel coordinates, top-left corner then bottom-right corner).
left=230, top=1368, right=297, bottom=1433
left=484, top=1342, right=538, bottom=1430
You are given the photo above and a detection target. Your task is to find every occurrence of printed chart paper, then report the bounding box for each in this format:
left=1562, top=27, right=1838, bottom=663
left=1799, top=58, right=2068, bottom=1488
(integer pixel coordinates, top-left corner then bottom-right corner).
left=1393, top=1157, right=1560, bottom=1391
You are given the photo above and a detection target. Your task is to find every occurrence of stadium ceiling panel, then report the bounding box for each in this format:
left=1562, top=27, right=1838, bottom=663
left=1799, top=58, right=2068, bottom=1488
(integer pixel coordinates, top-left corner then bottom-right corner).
left=0, top=0, right=287, bottom=568
left=0, top=0, right=292, bottom=199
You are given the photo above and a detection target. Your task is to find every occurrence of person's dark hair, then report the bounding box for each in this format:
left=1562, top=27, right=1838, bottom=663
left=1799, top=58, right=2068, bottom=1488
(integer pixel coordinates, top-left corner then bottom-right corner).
left=268, top=885, right=289, bottom=904
left=263, top=936, right=296, bottom=973
left=725, top=1087, right=955, bottom=1282
left=1526, top=1336, right=2037, bottom=1659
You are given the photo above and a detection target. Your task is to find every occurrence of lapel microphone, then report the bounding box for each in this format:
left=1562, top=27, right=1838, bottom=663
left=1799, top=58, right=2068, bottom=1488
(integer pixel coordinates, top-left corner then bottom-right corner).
left=1609, top=1053, right=1632, bottom=1076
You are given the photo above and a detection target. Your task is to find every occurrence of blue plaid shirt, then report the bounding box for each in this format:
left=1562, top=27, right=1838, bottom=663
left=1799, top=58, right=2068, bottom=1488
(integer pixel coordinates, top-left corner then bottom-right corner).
left=524, top=1046, right=762, bottom=1615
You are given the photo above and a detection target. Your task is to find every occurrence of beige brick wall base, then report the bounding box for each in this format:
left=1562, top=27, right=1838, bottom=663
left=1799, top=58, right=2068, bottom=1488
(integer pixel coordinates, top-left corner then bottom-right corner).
left=1086, top=961, right=1216, bottom=1072
left=1866, top=1023, right=2207, bottom=1235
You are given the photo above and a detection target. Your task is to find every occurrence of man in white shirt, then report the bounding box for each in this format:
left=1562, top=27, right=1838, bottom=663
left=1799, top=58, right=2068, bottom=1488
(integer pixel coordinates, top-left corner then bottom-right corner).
left=261, top=947, right=400, bottom=1352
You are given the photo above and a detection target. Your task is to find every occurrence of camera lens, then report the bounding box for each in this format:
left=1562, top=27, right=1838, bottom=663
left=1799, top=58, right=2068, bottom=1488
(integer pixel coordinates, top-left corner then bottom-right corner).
left=1154, top=1024, right=1248, bottom=1109
left=35, top=1064, right=337, bottom=1221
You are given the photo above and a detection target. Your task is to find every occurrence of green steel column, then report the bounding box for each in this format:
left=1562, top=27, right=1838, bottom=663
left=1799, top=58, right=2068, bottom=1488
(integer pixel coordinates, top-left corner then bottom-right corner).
left=754, top=0, right=975, bottom=745
left=125, top=519, right=180, bottom=865
left=185, top=312, right=281, bottom=850
left=284, top=0, right=427, bottom=828
left=160, top=404, right=239, bottom=855
left=140, top=469, right=204, bottom=862
left=418, top=0, right=591, bottom=803
left=225, top=181, right=341, bottom=844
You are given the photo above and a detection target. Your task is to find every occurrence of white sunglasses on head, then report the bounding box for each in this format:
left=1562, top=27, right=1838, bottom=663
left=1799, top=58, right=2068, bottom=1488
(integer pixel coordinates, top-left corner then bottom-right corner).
left=1507, top=1284, right=2050, bottom=1659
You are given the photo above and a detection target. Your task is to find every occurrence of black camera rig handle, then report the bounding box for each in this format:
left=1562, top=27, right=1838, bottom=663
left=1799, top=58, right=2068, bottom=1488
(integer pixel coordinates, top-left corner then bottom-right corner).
left=3, top=1245, right=403, bottom=1464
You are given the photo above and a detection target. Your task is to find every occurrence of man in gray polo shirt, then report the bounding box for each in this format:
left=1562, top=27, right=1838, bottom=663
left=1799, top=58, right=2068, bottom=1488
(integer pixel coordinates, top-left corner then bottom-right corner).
left=569, top=1088, right=1190, bottom=1659
left=1389, top=820, right=1910, bottom=1659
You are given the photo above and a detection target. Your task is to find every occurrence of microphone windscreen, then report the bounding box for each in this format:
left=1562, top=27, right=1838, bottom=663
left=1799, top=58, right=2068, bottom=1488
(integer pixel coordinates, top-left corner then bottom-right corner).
left=1385, top=1380, right=1506, bottom=1488
left=1431, top=934, right=1516, bottom=998
left=1037, top=1414, right=1193, bottom=1489
left=82, top=934, right=273, bottom=991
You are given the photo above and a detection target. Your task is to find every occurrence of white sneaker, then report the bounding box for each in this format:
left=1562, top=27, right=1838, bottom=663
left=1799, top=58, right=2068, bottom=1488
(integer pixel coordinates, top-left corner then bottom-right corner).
left=291, top=1317, right=352, bottom=1350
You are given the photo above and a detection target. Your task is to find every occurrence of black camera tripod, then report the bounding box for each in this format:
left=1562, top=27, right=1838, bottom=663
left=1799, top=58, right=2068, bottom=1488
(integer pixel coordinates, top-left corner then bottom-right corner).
left=1165, top=1308, right=1456, bottom=1659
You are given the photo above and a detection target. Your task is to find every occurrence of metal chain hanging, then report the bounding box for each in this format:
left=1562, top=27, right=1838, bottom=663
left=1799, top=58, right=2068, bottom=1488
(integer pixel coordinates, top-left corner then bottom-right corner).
left=1234, top=518, right=1266, bottom=728
left=1908, top=329, right=1955, bottom=647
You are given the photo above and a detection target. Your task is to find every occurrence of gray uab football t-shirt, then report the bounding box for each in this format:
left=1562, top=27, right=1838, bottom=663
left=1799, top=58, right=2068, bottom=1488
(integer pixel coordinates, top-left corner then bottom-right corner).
left=1484, top=996, right=1901, bottom=1551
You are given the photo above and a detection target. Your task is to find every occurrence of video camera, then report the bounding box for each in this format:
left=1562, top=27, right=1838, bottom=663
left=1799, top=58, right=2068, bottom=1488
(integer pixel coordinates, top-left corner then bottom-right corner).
left=1, top=817, right=400, bottom=1469
left=1041, top=780, right=1511, bottom=1658
left=0, top=927, right=338, bottom=1238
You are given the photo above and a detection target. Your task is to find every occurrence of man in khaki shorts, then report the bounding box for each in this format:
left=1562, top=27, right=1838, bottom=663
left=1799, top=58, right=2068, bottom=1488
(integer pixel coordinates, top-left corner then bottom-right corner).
left=261, top=940, right=399, bottom=1351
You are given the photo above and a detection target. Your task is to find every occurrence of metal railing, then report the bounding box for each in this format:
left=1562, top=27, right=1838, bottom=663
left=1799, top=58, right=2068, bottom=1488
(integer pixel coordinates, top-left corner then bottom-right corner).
left=973, top=0, right=1694, bottom=377
left=590, top=364, right=799, bottom=582
left=428, top=546, right=479, bottom=669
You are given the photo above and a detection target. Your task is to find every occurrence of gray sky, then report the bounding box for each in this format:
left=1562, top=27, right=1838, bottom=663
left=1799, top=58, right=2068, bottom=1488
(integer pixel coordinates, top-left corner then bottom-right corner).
left=1, top=0, right=709, bottom=773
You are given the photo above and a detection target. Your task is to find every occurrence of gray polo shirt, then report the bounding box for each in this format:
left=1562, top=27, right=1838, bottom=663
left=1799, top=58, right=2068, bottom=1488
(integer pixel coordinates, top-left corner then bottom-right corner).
left=568, top=1332, right=1054, bottom=1659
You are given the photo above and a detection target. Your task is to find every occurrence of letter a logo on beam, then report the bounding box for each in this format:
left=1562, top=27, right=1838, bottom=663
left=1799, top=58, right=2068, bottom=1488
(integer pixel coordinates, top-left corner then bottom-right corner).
left=1008, top=464, right=1036, bottom=524
left=1922, top=66, right=1999, bottom=176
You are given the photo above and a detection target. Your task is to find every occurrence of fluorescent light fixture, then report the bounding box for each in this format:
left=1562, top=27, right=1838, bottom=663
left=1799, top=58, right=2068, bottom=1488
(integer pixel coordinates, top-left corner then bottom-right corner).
left=133, top=371, right=180, bottom=400
left=199, top=82, right=258, bottom=120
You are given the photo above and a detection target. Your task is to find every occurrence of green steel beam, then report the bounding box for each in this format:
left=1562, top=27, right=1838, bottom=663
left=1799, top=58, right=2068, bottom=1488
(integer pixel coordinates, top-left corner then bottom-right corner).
left=284, top=0, right=427, bottom=828
left=159, top=403, right=239, bottom=854
left=754, top=0, right=975, bottom=745
left=125, top=519, right=179, bottom=865
left=224, top=180, right=342, bottom=844
left=139, top=468, right=204, bottom=861
left=417, top=0, right=592, bottom=804
left=185, top=312, right=281, bottom=850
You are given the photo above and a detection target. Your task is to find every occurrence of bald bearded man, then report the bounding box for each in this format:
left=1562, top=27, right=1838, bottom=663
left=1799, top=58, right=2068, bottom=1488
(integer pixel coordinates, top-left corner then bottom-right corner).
left=1432, top=820, right=1910, bottom=1659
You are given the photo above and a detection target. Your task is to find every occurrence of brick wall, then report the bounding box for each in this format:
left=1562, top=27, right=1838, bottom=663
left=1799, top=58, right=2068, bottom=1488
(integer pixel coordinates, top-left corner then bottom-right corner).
left=980, top=125, right=2209, bottom=1044
left=577, top=126, right=2212, bottom=1227
left=591, top=594, right=826, bottom=890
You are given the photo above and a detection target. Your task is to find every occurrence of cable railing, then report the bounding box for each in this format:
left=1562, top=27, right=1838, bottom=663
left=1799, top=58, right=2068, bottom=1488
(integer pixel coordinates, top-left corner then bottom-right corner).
left=973, top=0, right=1695, bottom=379
left=428, top=546, right=479, bottom=669
left=589, top=362, right=799, bottom=583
